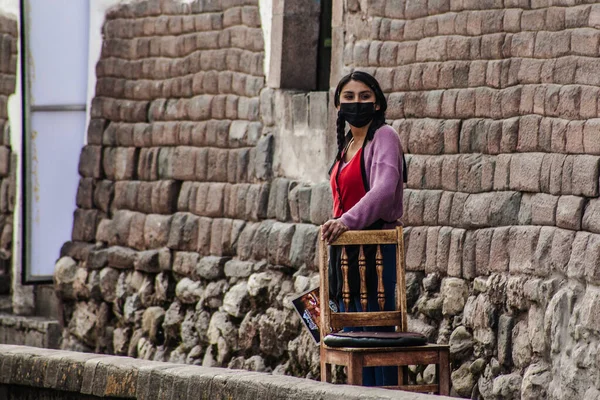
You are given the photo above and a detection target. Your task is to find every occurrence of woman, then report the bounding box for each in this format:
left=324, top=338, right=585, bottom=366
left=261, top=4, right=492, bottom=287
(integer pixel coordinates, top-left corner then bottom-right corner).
left=321, top=71, right=405, bottom=387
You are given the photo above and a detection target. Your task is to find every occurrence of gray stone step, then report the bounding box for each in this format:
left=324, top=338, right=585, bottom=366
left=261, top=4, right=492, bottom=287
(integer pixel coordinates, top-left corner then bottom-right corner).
left=0, top=296, right=11, bottom=314
left=0, top=314, right=61, bottom=349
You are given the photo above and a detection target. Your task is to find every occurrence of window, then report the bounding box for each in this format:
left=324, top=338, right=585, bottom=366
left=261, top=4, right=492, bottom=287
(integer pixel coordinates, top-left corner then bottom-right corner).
left=317, top=0, right=332, bottom=91
left=21, top=0, right=90, bottom=282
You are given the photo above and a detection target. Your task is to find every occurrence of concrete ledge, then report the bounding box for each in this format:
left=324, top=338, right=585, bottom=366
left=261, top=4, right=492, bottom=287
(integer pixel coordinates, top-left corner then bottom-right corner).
left=0, top=345, right=451, bottom=399
left=0, top=315, right=61, bottom=349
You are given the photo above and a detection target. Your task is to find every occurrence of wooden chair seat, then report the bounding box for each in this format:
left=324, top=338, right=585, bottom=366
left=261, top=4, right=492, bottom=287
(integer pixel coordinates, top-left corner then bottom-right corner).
left=323, top=331, right=427, bottom=348
left=318, top=227, right=450, bottom=395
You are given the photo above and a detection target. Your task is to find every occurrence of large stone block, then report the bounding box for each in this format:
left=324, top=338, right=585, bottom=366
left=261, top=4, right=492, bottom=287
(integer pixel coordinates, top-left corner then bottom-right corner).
left=151, top=180, right=180, bottom=214
left=571, top=155, right=600, bottom=197
left=425, top=227, right=440, bottom=275
left=584, top=233, right=600, bottom=285
left=530, top=193, right=558, bottom=226
left=289, top=223, right=318, bottom=269
left=557, top=195, right=585, bottom=231
left=508, top=226, right=541, bottom=275
left=72, top=209, right=102, bottom=242
left=209, top=218, right=234, bottom=256
left=167, top=213, right=199, bottom=251
left=583, top=119, right=600, bottom=154
left=245, top=183, right=269, bottom=221
left=78, top=146, right=103, bottom=178
left=252, top=220, right=275, bottom=261
left=143, top=214, right=172, bottom=249
left=408, top=119, right=445, bottom=155
left=509, top=153, right=544, bottom=193
left=583, top=198, right=600, bottom=234
left=447, top=228, right=465, bottom=277
left=475, top=229, right=493, bottom=276
left=406, top=226, right=427, bottom=272
left=566, top=231, right=590, bottom=280
left=236, top=222, right=259, bottom=261
left=489, top=227, right=510, bottom=273
left=267, top=222, right=296, bottom=267
left=309, top=183, right=332, bottom=226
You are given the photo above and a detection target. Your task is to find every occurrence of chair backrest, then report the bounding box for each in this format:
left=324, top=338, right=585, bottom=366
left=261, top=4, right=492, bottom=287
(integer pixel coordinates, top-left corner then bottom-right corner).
left=318, top=227, right=407, bottom=340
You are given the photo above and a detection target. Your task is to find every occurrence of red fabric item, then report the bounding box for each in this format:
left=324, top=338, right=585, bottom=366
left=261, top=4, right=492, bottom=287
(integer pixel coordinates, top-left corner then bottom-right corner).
left=330, top=148, right=366, bottom=218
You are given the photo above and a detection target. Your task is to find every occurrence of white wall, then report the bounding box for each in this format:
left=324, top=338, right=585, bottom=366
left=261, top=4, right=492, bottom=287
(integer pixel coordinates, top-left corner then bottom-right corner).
left=259, top=0, right=272, bottom=81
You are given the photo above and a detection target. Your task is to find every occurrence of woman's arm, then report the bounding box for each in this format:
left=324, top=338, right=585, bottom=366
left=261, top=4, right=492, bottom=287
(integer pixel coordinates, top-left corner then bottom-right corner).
left=339, top=127, right=402, bottom=230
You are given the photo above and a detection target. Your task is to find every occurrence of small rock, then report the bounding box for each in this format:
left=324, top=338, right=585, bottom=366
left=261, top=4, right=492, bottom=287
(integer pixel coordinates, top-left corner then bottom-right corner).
left=423, top=273, right=441, bottom=292
left=473, top=276, right=488, bottom=293
left=470, top=358, right=486, bottom=375
left=123, top=294, right=142, bottom=323
left=155, top=272, right=174, bottom=302
left=244, top=355, right=269, bottom=372
left=223, top=282, right=249, bottom=318
left=512, top=319, right=532, bottom=368
left=142, top=306, right=165, bottom=343
left=248, top=270, right=285, bottom=300
left=521, top=362, right=551, bottom=400
left=228, top=356, right=245, bottom=369
left=54, top=257, right=78, bottom=299
left=194, top=308, right=211, bottom=344
left=186, top=345, right=204, bottom=365
left=175, top=278, right=204, bottom=304
left=163, top=301, right=184, bottom=343
left=451, top=362, right=476, bottom=397
left=138, top=275, right=155, bottom=307
left=423, top=364, right=436, bottom=384
left=293, top=275, right=311, bottom=293
left=196, top=256, right=229, bottom=280
left=207, top=311, right=237, bottom=351
left=449, top=326, right=474, bottom=359
left=406, top=272, right=423, bottom=309
left=168, top=344, right=187, bottom=364
left=416, top=295, right=443, bottom=319
left=201, top=280, right=229, bottom=309
left=407, top=316, right=437, bottom=342
left=224, top=259, right=255, bottom=278
left=99, top=267, right=120, bottom=303
left=441, top=278, right=469, bottom=316
left=113, top=327, right=131, bottom=356
left=181, top=309, right=198, bottom=350
left=497, top=314, right=514, bottom=367
left=238, top=312, right=259, bottom=351
left=258, top=307, right=299, bottom=357
left=492, top=373, right=522, bottom=400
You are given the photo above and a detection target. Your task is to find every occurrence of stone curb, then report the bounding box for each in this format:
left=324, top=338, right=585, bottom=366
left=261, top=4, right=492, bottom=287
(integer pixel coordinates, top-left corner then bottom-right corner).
left=0, top=345, right=451, bottom=399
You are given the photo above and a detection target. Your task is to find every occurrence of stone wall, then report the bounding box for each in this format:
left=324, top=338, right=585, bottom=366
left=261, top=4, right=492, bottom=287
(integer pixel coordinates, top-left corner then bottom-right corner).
left=0, top=14, right=17, bottom=298
left=56, top=0, right=600, bottom=398
left=337, top=0, right=600, bottom=399
left=55, top=0, right=330, bottom=378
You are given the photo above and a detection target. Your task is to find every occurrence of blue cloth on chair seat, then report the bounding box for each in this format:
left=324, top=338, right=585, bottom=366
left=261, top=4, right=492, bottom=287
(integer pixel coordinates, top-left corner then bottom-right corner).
left=323, top=331, right=427, bottom=348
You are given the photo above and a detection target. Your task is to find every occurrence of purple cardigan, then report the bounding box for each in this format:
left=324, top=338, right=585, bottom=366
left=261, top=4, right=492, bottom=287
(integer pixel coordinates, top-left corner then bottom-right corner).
left=339, top=125, right=404, bottom=230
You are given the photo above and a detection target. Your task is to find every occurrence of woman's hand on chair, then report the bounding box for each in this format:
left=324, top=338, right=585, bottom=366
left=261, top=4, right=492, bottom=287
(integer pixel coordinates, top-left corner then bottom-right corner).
left=321, top=219, right=349, bottom=244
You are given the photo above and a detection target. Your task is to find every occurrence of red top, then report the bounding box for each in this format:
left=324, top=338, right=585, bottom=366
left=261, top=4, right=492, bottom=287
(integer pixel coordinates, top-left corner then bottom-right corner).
left=330, top=148, right=367, bottom=218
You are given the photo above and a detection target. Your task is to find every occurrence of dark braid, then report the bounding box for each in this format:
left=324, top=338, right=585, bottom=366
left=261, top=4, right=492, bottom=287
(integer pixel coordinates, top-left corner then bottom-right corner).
left=336, top=111, right=349, bottom=161
left=329, top=112, right=350, bottom=174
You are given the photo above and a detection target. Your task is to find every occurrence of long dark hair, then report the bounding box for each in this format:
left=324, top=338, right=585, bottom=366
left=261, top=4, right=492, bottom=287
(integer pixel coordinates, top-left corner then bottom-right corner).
left=331, top=71, right=388, bottom=171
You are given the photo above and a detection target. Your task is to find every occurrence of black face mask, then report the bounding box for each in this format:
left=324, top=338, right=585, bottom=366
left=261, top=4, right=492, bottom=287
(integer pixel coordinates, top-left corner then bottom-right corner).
left=339, top=102, right=376, bottom=128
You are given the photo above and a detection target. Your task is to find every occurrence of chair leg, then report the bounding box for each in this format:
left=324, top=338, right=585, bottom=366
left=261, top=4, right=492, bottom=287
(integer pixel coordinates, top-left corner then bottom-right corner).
left=321, top=361, right=332, bottom=383
left=398, top=365, right=404, bottom=386
left=346, top=354, right=363, bottom=386
left=438, top=349, right=450, bottom=395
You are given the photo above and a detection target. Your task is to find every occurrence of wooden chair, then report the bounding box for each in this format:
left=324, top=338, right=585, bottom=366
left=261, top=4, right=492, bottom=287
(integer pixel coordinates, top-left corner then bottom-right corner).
left=319, top=226, right=450, bottom=395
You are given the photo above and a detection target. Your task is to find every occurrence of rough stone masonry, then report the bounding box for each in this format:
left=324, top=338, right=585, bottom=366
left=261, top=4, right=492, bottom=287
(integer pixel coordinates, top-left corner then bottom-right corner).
left=54, top=0, right=600, bottom=399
